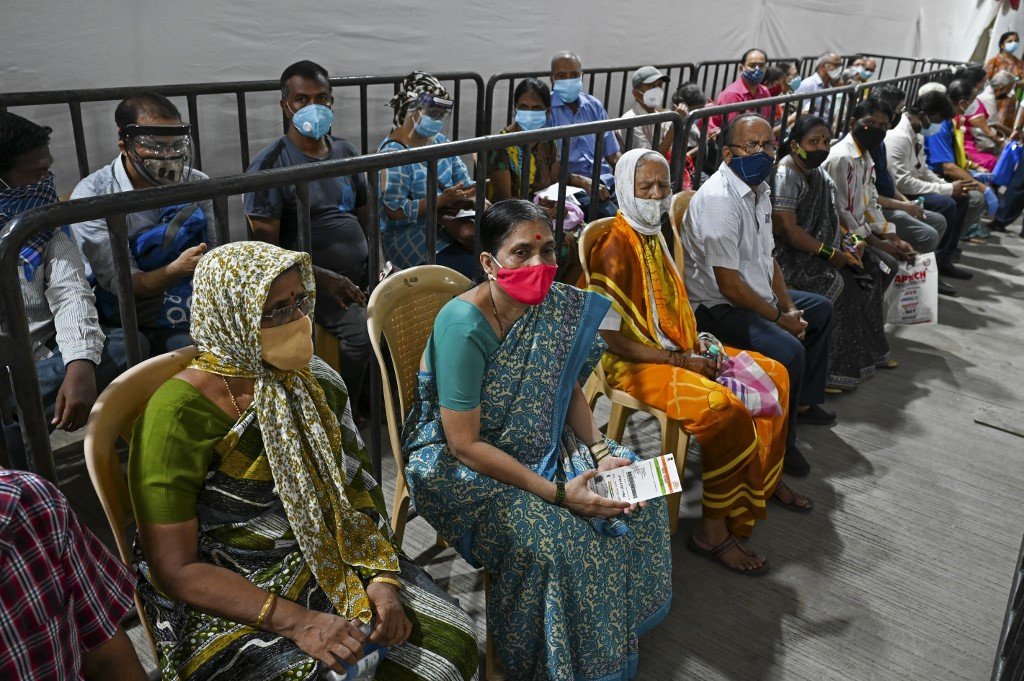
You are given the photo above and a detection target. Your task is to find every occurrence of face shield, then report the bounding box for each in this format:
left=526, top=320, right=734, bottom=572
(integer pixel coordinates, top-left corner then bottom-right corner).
left=121, top=124, right=194, bottom=186
left=410, top=92, right=454, bottom=122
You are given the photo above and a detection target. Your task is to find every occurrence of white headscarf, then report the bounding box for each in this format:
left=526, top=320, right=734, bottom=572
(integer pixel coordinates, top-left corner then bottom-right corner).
left=614, top=148, right=671, bottom=236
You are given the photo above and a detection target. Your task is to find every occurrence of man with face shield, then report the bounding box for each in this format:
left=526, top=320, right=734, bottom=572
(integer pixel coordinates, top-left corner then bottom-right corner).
left=0, top=113, right=136, bottom=467
left=617, top=66, right=674, bottom=156
left=71, top=92, right=218, bottom=355
left=378, top=71, right=479, bottom=278
left=245, top=60, right=372, bottom=420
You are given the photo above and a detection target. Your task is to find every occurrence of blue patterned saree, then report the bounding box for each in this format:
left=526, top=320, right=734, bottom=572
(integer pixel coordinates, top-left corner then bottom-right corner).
left=404, top=283, right=672, bottom=681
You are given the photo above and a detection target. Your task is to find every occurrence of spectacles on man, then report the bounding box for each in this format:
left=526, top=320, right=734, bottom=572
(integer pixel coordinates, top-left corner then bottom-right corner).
left=262, top=292, right=314, bottom=327
left=728, top=141, right=778, bottom=156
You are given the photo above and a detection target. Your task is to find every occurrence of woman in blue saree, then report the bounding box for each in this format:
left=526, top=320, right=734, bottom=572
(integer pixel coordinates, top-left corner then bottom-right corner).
left=404, top=199, right=672, bottom=680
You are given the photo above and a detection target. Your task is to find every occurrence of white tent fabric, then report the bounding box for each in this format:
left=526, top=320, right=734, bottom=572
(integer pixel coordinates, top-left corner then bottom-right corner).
left=0, top=0, right=1005, bottom=200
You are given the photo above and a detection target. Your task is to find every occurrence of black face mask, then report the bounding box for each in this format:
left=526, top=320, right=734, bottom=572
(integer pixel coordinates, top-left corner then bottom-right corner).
left=852, top=124, right=886, bottom=150
left=796, top=147, right=830, bottom=169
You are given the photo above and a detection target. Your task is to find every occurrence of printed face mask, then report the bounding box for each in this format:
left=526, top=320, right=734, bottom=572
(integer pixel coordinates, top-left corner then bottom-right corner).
left=742, top=67, right=766, bottom=85
left=795, top=145, right=829, bottom=169
left=260, top=314, right=314, bottom=370
left=487, top=254, right=558, bottom=305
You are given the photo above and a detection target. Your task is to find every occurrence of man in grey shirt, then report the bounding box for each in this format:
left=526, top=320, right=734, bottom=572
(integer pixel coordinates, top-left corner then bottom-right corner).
left=682, top=113, right=836, bottom=477
left=0, top=113, right=134, bottom=466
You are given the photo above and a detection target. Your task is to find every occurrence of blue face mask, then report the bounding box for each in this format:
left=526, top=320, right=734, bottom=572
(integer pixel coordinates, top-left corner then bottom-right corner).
left=788, top=76, right=803, bottom=92
left=922, top=121, right=944, bottom=137
left=859, top=68, right=874, bottom=80
left=290, top=104, right=333, bottom=139
left=742, top=67, right=766, bottom=85
left=414, top=112, right=445, bottom=139
left=552, top=77, right=583, bottom=103
left=515, top=109, right=547, bottom=130
left=1005, top=41, right=1020, bottom=54
left=728, top=151, right=775, bottom=185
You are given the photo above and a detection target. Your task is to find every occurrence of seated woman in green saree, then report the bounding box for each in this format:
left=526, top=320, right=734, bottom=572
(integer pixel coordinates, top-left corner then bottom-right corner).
left=404, top=199, right=672, bottom=680
left=128, top=241, right=478, bottom=681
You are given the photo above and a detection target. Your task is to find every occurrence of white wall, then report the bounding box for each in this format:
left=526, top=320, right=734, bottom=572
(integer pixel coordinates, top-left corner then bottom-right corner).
left=0, top=0, right=1001, bottom=200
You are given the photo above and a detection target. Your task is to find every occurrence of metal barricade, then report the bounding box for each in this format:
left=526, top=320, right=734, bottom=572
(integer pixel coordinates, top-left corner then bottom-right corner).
left=993, top=532, right=1024, bottom=680
left=484, top=63, right=696, bottom=132
left=0, top=72, right=486, bottom=177
left=0, top=111, right=685, bottom=482
left=693, top=57, right=801, bottom=100
left=846, top=54, right=927, bottom=79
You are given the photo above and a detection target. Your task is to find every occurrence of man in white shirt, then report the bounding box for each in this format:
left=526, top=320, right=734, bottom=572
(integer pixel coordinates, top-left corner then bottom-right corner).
left=617, top=66, right=674, bottom=155
left=683, top=113, right=836, bottom=478
left=0, top=113, right=135, bottom=466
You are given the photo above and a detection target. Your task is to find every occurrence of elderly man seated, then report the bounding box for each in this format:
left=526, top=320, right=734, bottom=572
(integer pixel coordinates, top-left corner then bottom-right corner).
left=794, top=52, right=844, bottom=122
left=681, top=113, right=837, bottom=478
left=617, top=66, right=674, bottom=155
left=546, top=50, right=621, bottom=218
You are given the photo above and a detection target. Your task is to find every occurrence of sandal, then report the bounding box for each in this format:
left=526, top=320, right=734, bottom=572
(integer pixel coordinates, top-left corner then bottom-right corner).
left=771, top=483, right=814, bottom=513
left=686, top=533, right=770, bottom=576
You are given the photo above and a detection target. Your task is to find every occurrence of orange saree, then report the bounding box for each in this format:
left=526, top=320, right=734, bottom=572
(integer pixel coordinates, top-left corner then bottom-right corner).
left=587, top=214, right=789, bottom=536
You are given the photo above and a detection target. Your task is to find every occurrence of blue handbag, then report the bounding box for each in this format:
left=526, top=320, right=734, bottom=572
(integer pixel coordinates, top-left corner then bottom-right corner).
left=991, top=141, right=1022, bottom=187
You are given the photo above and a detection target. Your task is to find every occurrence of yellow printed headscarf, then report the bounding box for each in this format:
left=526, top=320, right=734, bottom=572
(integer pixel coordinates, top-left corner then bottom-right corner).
left=189, top=241, right=398, bottom=622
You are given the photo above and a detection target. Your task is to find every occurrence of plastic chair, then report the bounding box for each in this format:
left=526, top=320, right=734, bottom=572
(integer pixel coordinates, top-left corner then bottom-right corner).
left=366, top=265, right=504, bottom=679
left=577, top=213, right=691, bottom=536
left=83, top=345, right=200, bottom=661
left=668, top=190, right=697, bottom=275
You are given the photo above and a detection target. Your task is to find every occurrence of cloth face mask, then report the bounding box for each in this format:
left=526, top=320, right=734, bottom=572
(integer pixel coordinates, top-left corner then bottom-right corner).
left=487, top=254, right=558, bottom=305
left=260, top=314, right=314, bottom=370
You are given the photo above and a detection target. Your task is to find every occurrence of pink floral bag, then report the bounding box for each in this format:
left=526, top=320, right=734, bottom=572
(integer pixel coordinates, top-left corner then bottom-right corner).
left=716, top=351, right=782, bottom=417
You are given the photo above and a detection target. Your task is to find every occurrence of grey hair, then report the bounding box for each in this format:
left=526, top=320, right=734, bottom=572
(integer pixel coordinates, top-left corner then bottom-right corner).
left=918, top=82, right=947, bottom=97
left=551, top=51, right=582, bottom=70
left=991, top=70, right=1018, bottom=89
left=817, top=52, right=840, bottom=70
left=635, top=151, right=666, bottom=170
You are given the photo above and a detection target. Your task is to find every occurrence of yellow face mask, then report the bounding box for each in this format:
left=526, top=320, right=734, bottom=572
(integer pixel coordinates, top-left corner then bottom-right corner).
left=260, top=314, right=314, bottom=370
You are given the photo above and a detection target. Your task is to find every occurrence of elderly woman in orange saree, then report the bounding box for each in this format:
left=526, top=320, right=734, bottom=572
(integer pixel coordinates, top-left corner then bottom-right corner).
left=586, top=148, right=811, bottom=575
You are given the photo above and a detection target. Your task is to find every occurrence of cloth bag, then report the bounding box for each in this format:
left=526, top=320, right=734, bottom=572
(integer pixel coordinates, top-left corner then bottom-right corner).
left=991, top=140, right=1023, bottom=187
left=716, top=351, right=782, bottom=417
left=883, top=252, right=939, bottom=325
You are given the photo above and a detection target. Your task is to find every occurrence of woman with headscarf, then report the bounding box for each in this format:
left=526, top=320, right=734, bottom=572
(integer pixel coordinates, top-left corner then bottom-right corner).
left=128, top=241, right=478, bottom=681
left=404, top=199, right=671, bottom=680
left=378, top=71, right=477, bottom=278
left=772, top=116, right=892, bottom=392
left=585, top=149, right=810, bottom=576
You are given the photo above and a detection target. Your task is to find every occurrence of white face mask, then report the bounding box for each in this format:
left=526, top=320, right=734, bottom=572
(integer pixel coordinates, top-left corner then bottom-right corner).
left=632, top=196, right=671, bottom=231
left=642, top=87, right=664, bottom=109
left=827, top=67, right=843, bottom=81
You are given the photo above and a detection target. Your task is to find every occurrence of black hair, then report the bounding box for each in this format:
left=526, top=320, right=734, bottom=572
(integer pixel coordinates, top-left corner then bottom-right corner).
left=910, top=91, right=955, bottom=121
left=850, top=97, right=891, bottom=122
left=777, top=115, right=829, bottom=160
left=513, top=78, right=552, bottom=108
left=764, top=65, right=786, bottom=86
left=0, top=112, right=52, bottom=177
left=114, top=92, right=181, bottom=134
left=280, top=60, right=331, bottom=99
left=946, top=79, right=976, bottom=105
left=721, top=112, right=771, bottom=147
left=953, top=65, right=986, bottom=87
left=481, top=199, right=550, bottom=254
left=875, top=85, right=907, bottom=114
left=672, top=82, right=707, bottom=108
left=741, top=48, right=768, bottom=65
left=1000, top=31, right=1020, bottom=47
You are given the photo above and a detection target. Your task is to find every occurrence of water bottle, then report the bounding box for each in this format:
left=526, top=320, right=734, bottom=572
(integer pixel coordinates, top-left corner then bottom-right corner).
left=915, top=196, right=927, bottom=218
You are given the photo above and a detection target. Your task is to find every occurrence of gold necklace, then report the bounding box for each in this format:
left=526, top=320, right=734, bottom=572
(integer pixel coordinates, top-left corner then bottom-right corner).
left=488, top=282, right=506, bottom=337
left=221, top=375, right=242, bottom=418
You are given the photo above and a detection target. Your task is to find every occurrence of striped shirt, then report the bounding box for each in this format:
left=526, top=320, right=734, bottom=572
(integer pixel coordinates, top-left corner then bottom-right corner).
left=0, top=470, right=134, bottom=680
left=823, top=133, right=892, bottom=238
left=20, top=229, right=105, bottom=364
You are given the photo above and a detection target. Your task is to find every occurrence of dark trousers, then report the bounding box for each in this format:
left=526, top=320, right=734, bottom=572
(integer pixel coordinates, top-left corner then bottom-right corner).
left=575, top=191, right=618, bottom=220
left=992, top=158, right=1024, bottom=228
left=695, top=291, right=835, bottom=451
left=316, top=302, right=371, bottom=412
left=916, top=194, right=968, bottom=265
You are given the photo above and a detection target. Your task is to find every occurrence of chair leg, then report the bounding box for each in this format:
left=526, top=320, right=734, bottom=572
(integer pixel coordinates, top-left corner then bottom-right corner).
left=606, top=403, right=634, bottom=442
left=661, top=421, right=682, bottom=536
left=583, top=373, right=602, bottom=409
left=390, top=481, right=410, bottom=548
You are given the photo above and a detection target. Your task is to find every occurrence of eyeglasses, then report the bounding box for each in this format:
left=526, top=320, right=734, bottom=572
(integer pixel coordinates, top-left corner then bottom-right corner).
left=262, top=292, right=314, bottom=327
left=728, top=141, right=778, bottom=156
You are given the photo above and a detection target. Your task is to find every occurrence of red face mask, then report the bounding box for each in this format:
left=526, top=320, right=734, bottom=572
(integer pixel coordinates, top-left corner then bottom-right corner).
left=489, top=255, right=558, bottom=305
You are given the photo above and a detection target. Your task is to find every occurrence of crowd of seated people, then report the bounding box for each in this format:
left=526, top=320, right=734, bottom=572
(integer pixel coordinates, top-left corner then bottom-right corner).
left=2, top=45, right=1024, bottom=681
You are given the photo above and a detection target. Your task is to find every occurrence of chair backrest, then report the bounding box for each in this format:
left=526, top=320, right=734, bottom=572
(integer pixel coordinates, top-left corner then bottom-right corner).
left=577, top=217, right=617, bottom=284
left=84, top=346, right=199, bottom=565
left=366, top=266, right=473, bottom=458
left=668, top=190, right=696, bottom=274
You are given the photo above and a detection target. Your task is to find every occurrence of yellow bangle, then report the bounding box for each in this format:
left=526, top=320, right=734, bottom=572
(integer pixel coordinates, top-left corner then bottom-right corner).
left=369, top=575, right=403, bottom=591
left=253, top=591, right=276, bottom=630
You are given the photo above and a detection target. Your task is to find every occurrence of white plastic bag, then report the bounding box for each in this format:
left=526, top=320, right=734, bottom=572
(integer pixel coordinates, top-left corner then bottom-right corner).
left=883, top=252, right=938, bottom=325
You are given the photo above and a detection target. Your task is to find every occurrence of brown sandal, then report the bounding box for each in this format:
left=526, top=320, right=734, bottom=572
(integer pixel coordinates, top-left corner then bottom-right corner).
left=686, top=533, right=770, bottom=576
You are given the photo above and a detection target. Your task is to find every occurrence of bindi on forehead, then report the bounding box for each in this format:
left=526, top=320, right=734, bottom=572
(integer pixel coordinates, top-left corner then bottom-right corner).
left=535, top=234, right=542, bottom=240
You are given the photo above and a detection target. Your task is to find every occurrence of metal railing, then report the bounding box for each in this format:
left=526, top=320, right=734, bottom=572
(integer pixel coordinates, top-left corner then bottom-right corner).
left=993, top=533, right=1024, bottom=680
left=845, top=54, right=927, bottom=79
left=484, top=63, right=696, bottom=132
left=0, top=72, right=486, bottom=177
left=0, top=111, right=686, bottom=482
left=694, top=57, right=802, bottom=100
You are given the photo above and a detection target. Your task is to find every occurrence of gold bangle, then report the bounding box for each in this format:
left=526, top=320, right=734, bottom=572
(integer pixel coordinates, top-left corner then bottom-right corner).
left=369, top=575, right=403, bottom=591
left=253, top=591, right=276, bottom=630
